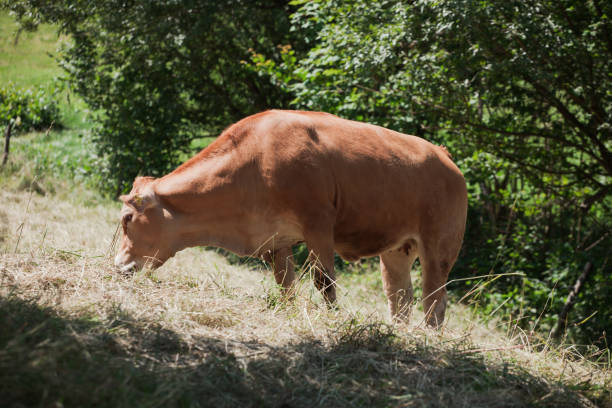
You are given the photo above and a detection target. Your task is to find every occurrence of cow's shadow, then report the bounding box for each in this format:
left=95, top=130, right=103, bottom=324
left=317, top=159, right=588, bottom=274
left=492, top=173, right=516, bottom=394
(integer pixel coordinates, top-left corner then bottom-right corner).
left=0, top=294, right=602, bottom=408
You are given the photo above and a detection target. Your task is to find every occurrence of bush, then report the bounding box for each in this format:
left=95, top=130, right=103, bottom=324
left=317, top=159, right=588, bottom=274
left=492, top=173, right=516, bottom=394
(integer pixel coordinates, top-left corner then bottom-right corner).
left=246, top=0, right=612, bottom=350
left=3, top=0, right=299, bottom=194
left=0, top=84, right=61, bottom=132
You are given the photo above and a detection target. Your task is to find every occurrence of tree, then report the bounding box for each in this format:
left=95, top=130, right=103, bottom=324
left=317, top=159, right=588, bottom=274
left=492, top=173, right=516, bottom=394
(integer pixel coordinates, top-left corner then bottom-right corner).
left=269, top=0, right=611, bottom=208
left=2, top=0, right=297, bottom=193
left=255, top=0, right=611, bottom=346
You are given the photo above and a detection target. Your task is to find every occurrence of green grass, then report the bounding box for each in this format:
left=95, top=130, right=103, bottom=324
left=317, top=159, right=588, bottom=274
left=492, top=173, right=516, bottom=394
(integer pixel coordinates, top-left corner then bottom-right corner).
left=0, top=124, right=108, bottom=208
left=0, top=12, right=64, bottom=90
left=1, top=11, right=97, bottom=198
left=1, top=11, right=89, bottom=129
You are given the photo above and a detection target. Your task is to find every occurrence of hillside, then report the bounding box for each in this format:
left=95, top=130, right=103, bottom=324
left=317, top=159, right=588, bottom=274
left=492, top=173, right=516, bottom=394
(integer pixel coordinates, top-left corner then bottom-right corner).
left=0, top=164, right=609, bottom=407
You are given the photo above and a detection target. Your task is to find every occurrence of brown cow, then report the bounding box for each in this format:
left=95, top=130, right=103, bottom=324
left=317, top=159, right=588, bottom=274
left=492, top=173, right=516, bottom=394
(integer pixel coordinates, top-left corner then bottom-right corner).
left=114, top=110, right=467, bottom=326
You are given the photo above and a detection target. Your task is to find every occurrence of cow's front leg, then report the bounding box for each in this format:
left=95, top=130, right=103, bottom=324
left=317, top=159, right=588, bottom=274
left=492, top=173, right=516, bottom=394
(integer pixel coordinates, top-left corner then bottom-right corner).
left=262, top=247, right=296, bottom=297
left=271, top=247, right=297, bottom=297
left=305, top=234, right=336, bottom=305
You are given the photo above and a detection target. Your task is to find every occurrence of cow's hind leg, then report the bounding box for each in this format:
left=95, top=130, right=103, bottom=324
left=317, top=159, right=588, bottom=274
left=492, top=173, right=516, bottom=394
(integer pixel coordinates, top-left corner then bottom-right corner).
left=421, top=257, right=450, bottom=328
left=380, top=243, right=417, bottom=322
left=420, top=235, right=462, bottom=328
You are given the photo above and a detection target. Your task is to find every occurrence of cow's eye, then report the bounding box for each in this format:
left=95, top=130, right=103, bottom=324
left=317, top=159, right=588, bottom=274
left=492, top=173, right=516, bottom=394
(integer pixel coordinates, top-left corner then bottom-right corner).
left=122, top=214, right=133, bottom=225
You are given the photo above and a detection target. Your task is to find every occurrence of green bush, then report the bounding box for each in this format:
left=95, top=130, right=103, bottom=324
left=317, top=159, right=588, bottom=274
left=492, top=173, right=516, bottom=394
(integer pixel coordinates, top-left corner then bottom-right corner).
left=0, top=84, right=61, bottom=132
left=248, top=0, right=612, bottom=349
left=2, top=0, right=299, bottom=194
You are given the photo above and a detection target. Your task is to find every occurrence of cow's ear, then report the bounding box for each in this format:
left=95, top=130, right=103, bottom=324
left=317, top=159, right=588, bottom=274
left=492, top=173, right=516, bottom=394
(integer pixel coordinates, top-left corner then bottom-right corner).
left=133, top=176, right=156, bottom=189
left=120, top=189, right=158, bottom=213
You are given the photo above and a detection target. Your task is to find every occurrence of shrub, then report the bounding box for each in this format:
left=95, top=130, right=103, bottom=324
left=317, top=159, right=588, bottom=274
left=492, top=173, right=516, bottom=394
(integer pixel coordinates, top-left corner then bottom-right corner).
left=0, top=84, right=61, bottom=132
left=3, top=0, right=299, bottom=194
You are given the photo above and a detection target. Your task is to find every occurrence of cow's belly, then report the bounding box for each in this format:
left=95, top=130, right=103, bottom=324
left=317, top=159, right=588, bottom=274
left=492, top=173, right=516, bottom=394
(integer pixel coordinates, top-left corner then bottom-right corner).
left=246, top=215, right=304, bottom=257
left=334, top=228, right=412, bottom=261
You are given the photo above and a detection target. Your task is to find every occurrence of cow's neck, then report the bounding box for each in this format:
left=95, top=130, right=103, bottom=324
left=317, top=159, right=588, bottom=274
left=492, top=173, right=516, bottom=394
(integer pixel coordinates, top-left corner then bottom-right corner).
left=155, top=151, right=259, bottom=256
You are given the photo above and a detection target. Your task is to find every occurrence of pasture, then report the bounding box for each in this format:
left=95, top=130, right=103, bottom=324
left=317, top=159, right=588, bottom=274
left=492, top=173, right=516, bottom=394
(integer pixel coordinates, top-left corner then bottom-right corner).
left=1, top=181, right=609, bottom=407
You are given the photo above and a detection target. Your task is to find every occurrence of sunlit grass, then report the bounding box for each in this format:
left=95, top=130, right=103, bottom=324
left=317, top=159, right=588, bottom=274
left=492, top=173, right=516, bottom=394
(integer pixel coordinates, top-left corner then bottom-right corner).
left=0, top=12, right=64, bottom=90
left=0, top=127, right=102, bottom=202
left=1, top=11, right=90, bottom=130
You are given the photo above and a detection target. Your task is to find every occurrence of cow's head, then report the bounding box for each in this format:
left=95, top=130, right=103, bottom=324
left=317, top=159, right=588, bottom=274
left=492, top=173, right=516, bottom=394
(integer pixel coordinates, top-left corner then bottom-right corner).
left=114, top=176, right=175, bottom=273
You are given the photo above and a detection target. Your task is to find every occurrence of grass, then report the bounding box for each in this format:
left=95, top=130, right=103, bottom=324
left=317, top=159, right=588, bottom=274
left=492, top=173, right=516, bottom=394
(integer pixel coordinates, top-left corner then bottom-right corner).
left=1, top=11, right=90, bottom=130
left=0, top=127, right=104, bottom=205
left=0, top=12, right=64, bottom=90
left=0, top=176, right=610, bottom=407
left=1, top=11, right=99, bottom=198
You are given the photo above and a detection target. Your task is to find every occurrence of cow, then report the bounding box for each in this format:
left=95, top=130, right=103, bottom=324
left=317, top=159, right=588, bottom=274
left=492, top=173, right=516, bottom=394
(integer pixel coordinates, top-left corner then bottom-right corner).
left=114, top=110, right=467, bottom=327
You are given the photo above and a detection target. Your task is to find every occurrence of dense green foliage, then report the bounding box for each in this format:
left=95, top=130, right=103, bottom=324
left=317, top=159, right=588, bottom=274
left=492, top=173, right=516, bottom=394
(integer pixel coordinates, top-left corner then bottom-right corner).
left=0, top=84, right=60, bottom=131
left=2, top=0, right=297, bottom=194
left=274, top=0, right=612, bottom=199
left=255, top=0, right=612, bottom=347
left=1, top=0, right=610, bottom=347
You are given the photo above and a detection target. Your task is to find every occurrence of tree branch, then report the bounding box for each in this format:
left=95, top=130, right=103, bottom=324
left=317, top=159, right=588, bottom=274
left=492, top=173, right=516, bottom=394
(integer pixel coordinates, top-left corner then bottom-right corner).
left=552, top=262, right=593, bottom=339
left=2, top=121, right=13, bottom=168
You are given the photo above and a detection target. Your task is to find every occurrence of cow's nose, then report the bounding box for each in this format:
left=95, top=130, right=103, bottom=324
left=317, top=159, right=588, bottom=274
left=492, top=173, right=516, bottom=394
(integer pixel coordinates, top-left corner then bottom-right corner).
left=116, top=260, right=138, bottom=274
left=114, top=251, right=138, bottom=274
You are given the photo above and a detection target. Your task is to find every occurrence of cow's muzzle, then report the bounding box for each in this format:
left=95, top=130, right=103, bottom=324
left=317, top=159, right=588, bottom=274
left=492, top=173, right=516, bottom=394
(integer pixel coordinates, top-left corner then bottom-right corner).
left=114, top=251, right=141, bottom=274
left=116, top=260, right=138, bottom=274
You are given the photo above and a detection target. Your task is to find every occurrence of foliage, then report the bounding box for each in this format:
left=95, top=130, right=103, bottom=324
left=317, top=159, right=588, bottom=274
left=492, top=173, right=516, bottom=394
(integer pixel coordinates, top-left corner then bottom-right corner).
left=272, top=0, right=611, bottom=211
left=1, top=0, right=298, bottom=194
left=456, top=151, right=611, bottom=344
left=251, top=0, right=612, bottom=347
left=0, top=83, right=61, bottom=132
left=268, top=0, right=611, bottom=202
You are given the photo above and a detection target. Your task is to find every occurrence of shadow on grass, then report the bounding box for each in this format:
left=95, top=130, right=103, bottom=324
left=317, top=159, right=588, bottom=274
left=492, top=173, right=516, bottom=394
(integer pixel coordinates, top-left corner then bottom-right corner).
left=0, top=294, right=604, bottom=408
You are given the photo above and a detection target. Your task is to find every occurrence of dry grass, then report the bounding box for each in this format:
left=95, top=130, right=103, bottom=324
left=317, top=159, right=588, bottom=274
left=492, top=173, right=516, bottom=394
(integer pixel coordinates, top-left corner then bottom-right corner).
left=1, top=184, right=610, bottom=407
